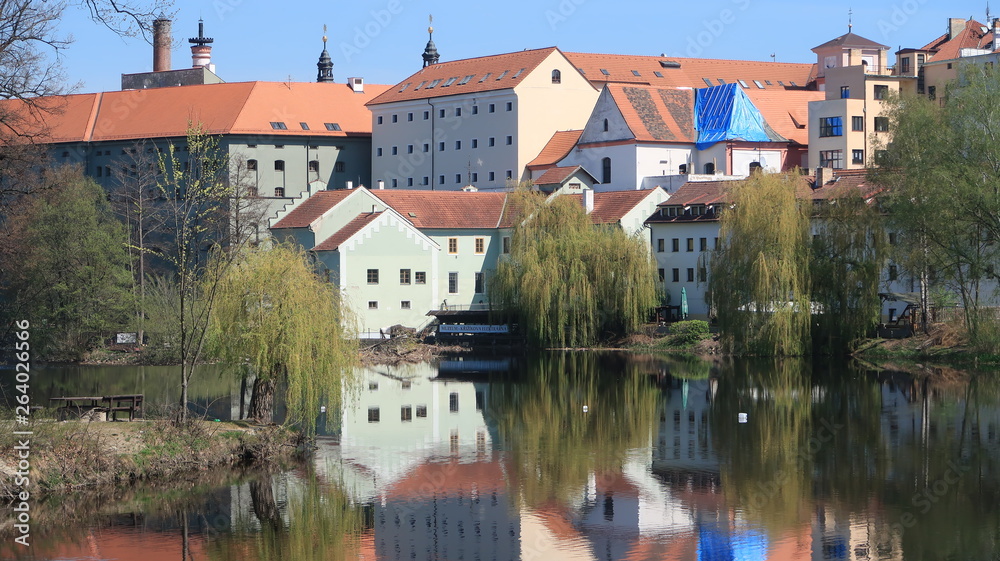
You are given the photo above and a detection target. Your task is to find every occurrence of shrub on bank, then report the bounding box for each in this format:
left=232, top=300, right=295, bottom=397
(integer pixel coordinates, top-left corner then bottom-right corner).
left=669, top=320, right=710, bottom=345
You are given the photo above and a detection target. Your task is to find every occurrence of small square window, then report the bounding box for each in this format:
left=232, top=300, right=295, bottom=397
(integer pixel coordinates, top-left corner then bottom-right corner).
left=505, top=102, right=513, bottom=111
left=407, top=145, right=414, bottom=154
left=448, top=238, right=458, bottom=254
left=489, top=171, right=496, bottom=181
left=401, top=406, right=412, bottom=421
left=401, top=301, right=411, bottom=310
left=377, top=116, right=383, bottom=125
left=376, top=148, right=383, bottom=157
left=423, top=144, right=430, bottom=153
left=439, top=142, right=445, bottom=151
left=439, top=109, right=445, bottom=118
left=368, top=407, right=380, bottom=422
left=489, top=137, right=496, bottom=147
left=472, top=139, right=478, bottom=148
left=391, top=114, right=398, bottom=123
left=368, top=301, right=378, bottom=309
left=391, top=146, right=398, bottom=155
left=488, top=103, right=495, bottom=113
left=455, top=174, right=462, bottom=183
left=415, top=271, right=427, bottom=284
left=400, top=269, right=411, bottom=284
left=334, top=161, right=345, bottom=172
left=416, top=405, right=427, bottom=418
left=423, top=111, right=430, bottom=120
left=367, top=269, right=379, bottom=284
left=455, top=107, right=462, bottom=117
left=407, top=112, right=413, bottom=121
left=475, top=238, right=485, bottom=254
left=506, top=136, right=513, bottom=145
left=455, top=140, right=462, bottom=150
left=472, top=105, right=479, bottom=115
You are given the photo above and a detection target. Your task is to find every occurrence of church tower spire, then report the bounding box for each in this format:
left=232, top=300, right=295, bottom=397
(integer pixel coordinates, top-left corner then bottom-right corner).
left=422, top=15, right=439, bottom=68
left=317, top=25, right=334, bottom=82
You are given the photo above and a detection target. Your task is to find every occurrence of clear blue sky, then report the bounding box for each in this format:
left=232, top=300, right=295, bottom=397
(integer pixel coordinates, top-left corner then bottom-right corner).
left=58, top=0, right=991, bottom=93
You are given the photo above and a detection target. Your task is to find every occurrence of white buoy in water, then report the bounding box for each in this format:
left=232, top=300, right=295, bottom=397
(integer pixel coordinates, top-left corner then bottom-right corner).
left=583, top=405, right=589, bottom=413
left=738, top=412, right=748, bottom=423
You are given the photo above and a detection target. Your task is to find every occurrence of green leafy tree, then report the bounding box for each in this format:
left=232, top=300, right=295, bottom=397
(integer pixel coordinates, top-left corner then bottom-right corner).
left=490, top=189, right=658, bottom=347
left=0, top=167, right=132, bottom=358
left=208, top=244, right=356, bottom=435
left=872, top=65, right=1000, bottom=346
left=810, top=188, right=887, bottom=354
left=710, top=173, right=812, bottom=356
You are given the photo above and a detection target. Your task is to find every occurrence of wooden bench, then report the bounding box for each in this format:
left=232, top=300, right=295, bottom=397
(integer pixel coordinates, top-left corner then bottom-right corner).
left=50, top=394, right=144, bottom=421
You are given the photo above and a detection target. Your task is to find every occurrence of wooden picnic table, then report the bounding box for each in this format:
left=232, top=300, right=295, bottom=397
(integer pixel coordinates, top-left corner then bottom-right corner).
left=49, top=394, right=144, bottom=421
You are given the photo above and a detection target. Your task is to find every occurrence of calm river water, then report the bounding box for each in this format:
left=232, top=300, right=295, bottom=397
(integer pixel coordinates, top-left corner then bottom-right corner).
left=3, top=353, right=999, bottom=560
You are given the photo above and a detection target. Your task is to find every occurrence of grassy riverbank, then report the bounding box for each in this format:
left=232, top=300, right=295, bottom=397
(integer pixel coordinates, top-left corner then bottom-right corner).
left=0, top=419, right=299, bottom=501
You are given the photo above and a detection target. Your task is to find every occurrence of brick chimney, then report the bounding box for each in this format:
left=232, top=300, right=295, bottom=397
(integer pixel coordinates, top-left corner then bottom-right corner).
left=815, top=167, right=830, bottom=188
left=153, top=15, right=171, bottom=72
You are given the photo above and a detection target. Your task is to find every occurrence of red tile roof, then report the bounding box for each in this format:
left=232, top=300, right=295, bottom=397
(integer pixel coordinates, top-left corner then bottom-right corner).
left=527, top=130, right=583, bottom=170
left=921, top=19, right=995, bottom=60
left=564, top=52, right=817, bottom=90
left=742, top=88, right=825, bottom=145
left=312, top=211, right=382, bottom=251
left=270, top=189, right=356, bottom=229
left=372, top=190, right=510, bottom=229
left=566, top=189, right=660, bottom=224
left=367, top=47, right=565, bottom=106
left=606, top=84, right=695, bottom=143
left=533, top=165, right=595, bottom=186
left=0, top=81, right=390, bottom=144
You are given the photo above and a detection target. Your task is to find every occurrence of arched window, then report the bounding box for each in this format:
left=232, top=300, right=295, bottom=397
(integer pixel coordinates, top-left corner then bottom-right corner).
left=551, top=69, right=561, bottom=84
left=601, top=157, right=612, bottom=184
left=704, top=162, right=715, bottom=174
left=274, top=160, right=285, bottom=171
left=308, top=160, right=319, bottom=173
left=247, top=159, right=257, bottom=171
left=603, top=118, right=609, bottom=132
left=678, top=164, right=688, bottom=174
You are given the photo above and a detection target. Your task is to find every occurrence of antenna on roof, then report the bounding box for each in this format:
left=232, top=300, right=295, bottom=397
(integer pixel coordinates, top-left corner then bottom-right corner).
left=848, top=7, right=853, bottom=32
left=770, top=53, right=776, bottom=62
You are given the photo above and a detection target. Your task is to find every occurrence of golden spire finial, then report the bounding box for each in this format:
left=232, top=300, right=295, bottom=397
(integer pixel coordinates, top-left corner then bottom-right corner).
left=322, top=24, right=328, bottom=47
left=428, top=14, right=434, bottom=35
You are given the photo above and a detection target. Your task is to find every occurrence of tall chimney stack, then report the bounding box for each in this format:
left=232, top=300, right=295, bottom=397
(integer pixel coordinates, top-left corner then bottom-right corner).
left=153, top=15, right=171, bottom=72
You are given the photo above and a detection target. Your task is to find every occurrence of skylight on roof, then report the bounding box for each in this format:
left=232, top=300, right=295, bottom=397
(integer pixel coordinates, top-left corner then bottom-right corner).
left=765, top=80, right=773, bottom=85
left=631, top=70, right=641, bottom=76
left=512, top=68, right=526, bottom=78
left=270, top=122, right=287, bottom=130
left=659, top=60, right=681, bottom=68
left=399, top=82, right=411, bottom=92
left=777, top=81, right=785, bottom=86
left=414, top=80, right=427, bottom=90
left=738, top=80, right=749, bottom=88
left=717, top=79, right=726, bottom=85
left=427, top=79, right=442, bottom=88
left=600, top=69, right=610, bottom=76
left=478, top=72, right=492, bottom=82
left=789, top=81, right=798, bottom=86
left=702, top=78, right=713, bottom=86
left=458, top=74, right=474, bottom=85
left=443, top=77, right=458, bottom=87
left=654, top=71, right=664, bottom=78
left=753, top=80, right=764, bottom=89
left=300, top=122, right=310, bottom=130
left=325, top=123, right=341, bottom=131
left=577, top=67, right=585, bottom=75
left=496, top=70, right=509, bottom=80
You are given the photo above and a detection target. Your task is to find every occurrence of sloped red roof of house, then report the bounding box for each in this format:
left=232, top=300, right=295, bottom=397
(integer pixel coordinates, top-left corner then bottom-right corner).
left=373, top=190, right=511, bottom=229
left=566, top=189, right=661, bottom=224
left=534, top=165, right=596, bottom=186
left=270, top=189, right=356, bottom=229
left=921, top=19, right=995, bottom=60
left=0, top=81, right=389, bottom=144
left=312, top=211, right=383, bottom=251
left=606, top=84, right=696, bottom=143
left=386, top=459, right=507, bottom=499
left=564, top=52, right=817, bottom=89
left=367, top=47, right=567, bottom=105
left=742, top=88, right=825, bottom=145
left=527, top=130, right=583, bottom=170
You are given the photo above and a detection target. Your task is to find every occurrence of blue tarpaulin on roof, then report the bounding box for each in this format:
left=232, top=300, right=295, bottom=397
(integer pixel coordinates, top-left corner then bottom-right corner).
left=694, top=83, right=772, bottom=150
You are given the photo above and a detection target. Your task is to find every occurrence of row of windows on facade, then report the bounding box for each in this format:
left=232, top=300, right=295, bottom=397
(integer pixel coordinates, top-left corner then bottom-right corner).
left=245, top=159, right=346, bottom=173
left=656, top=237, right=719, bottom=253
left=366, top=269, right=486, bottom=295
left=387, top=172, right=515, bottom=187
left=818, top=148, right=888, bottom=168
left=658, top=267, right=708, bottom=283
left=377, top=136, right=513, bottom=157
left=839, top=84, right=891, bottom=100
left=366, top=391, right=482, bottom=422
left=377, top=102, right=514, bottom=125
left=818, top=115, right=890, bottom=137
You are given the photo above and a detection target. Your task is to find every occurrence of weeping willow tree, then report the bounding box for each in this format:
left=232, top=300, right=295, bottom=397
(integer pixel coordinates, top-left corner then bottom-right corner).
left=489, top=352, right=660, bottom=509
left=490, top=190, right=658, bottom=347
left=710, top=173, right=812, bottom=356
left=207, top=244, right=356, bottom=435
left=810, top=189, right=887, bottom=354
